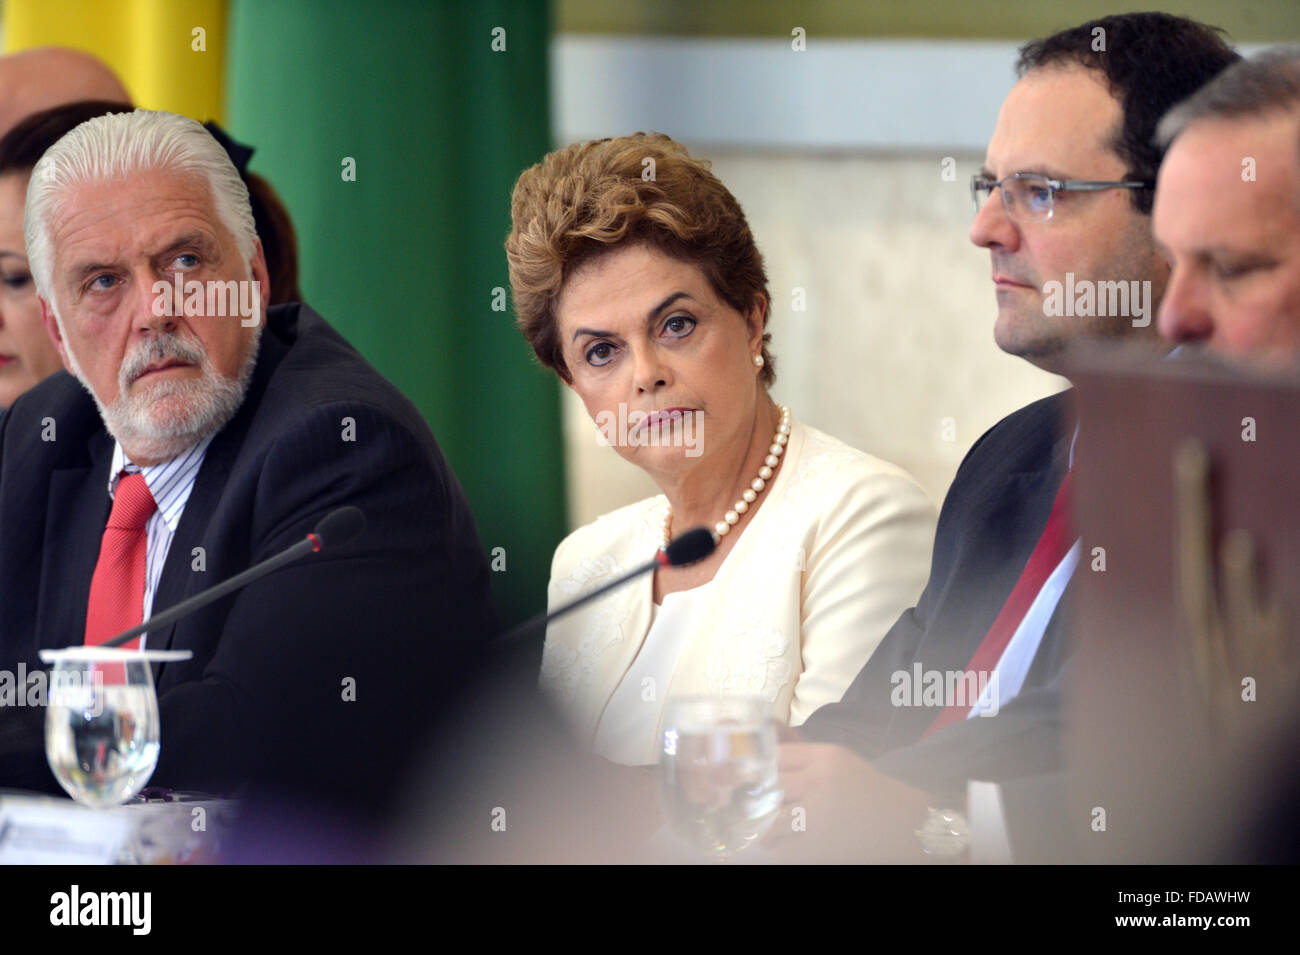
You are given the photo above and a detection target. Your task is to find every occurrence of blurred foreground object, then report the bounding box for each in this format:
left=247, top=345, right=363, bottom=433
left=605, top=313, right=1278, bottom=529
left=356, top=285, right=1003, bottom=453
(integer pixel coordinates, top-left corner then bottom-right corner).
left=1066, top=345, right=1299, bottom=863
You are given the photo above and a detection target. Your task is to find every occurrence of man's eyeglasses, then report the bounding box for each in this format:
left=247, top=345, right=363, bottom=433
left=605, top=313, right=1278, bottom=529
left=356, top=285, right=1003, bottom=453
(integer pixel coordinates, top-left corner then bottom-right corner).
left=971, top=172, right=1151, bottom=223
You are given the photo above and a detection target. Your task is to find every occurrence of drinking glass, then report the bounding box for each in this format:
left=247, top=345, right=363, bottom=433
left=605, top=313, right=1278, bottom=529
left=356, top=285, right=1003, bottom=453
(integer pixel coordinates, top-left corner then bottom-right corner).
left=40, top=647, right=190, bottom=809
left=658, top=696, right=782, bottom=857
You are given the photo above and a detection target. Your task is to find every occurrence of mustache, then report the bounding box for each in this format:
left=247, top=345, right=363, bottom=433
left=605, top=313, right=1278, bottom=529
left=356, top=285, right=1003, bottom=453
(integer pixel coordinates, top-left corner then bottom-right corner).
left=990, top=256, right=1038, bottom=287
left=120, top=332, right=208, bottom=386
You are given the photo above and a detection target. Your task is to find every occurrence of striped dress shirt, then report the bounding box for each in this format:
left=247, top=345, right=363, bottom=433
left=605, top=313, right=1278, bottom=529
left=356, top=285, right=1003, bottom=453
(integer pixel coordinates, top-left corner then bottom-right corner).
left=106, top=435, right=213, bottom=648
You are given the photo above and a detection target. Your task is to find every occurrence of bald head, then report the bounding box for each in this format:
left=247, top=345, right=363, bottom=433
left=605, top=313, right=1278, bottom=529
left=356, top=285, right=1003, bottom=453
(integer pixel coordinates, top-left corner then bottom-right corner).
left=0, top=47, right=131, bottom=137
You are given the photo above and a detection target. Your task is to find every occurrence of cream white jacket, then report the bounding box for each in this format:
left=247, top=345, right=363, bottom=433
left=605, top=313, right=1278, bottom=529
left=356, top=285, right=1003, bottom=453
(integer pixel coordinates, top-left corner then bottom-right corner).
left=540, top=418, right=937, bottom=766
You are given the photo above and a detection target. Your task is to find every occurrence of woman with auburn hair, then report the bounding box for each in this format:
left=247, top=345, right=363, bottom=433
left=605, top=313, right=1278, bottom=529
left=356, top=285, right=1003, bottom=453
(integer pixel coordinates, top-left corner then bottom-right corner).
left=507, top=132, right=936, bottom=766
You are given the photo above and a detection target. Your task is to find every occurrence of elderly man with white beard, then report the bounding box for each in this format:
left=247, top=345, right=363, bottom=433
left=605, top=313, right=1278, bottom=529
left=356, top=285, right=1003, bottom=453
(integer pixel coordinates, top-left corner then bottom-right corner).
left=0, top=110, right=494, bottom=817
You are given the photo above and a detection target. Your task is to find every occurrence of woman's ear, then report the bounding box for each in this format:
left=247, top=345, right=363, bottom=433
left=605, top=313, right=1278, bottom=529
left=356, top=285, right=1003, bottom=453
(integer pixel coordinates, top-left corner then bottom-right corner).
left=746, top=293, right=769, bottom=349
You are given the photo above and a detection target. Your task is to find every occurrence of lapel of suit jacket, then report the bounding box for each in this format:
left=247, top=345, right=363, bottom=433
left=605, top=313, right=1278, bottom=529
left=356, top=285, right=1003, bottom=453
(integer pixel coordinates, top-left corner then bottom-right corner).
left=144, top=312, right=288, bottom=676
left=936, top=399, right=1074, bottom=676
left=583, top=507, right=659, bottom=744
left=37, top=430, right=114, bottom=653
left=925, top=475, right=1065, bottom=672
left=882, top=407, right=1072, bottom=745
left=145, top=428, right=239, bottom=664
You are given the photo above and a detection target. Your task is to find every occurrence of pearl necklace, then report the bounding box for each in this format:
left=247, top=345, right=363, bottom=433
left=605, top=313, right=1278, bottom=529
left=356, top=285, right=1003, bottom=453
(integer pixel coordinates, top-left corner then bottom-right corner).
left=660, top=405, right=792, bottom=550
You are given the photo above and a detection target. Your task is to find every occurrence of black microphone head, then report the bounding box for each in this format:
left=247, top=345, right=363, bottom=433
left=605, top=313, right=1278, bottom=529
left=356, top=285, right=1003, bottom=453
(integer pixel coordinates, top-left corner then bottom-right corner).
left=664, top=527, right=716, bottom=567
left=314, top=506, right=365, bottom=549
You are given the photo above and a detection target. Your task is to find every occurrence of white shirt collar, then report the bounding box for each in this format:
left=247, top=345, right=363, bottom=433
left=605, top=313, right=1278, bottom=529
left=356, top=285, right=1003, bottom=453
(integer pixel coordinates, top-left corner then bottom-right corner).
left=108, top=434, right=215, bottom=533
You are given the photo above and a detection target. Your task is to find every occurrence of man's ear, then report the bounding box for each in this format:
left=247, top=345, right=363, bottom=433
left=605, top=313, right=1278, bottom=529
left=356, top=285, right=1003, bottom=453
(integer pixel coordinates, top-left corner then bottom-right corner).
left=38, top=297, right=74, bottom=374
left=250, top=237, right=271, bottom=318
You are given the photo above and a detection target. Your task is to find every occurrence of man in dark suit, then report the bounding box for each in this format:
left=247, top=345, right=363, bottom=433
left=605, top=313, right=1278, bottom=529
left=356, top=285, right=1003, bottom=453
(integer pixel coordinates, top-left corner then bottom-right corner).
left=0, top=109, right=494, bottom=818
left=775, top=14, right=1241, bottom=862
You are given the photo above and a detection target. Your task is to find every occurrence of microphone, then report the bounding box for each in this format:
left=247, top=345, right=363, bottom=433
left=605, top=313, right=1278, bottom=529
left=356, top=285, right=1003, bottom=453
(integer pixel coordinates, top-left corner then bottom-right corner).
left=496, top=526, right=716, bottom=646
left=313, top=506, right=365, bottom=549
left=660, top=527, right=716, bottom=567
left=98, top=506, right=366, bottom=649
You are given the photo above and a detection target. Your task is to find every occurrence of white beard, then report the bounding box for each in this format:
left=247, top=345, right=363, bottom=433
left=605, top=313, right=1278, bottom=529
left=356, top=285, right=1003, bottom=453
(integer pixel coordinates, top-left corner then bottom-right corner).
left=65, top=323, right=260, bottom=463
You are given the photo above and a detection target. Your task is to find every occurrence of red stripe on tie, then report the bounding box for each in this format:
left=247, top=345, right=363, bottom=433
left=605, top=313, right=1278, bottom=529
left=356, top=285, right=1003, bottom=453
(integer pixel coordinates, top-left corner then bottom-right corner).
left=84, top=472, right=157, bottom=653
left=922, top=469, right=1074, bottom=737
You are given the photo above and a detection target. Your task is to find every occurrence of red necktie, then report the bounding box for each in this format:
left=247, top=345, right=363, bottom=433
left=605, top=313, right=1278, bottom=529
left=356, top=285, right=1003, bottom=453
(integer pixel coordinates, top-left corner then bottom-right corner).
left=922, top=469, right=1075, bottom=737
left=84, top=472, right=157, bottom=650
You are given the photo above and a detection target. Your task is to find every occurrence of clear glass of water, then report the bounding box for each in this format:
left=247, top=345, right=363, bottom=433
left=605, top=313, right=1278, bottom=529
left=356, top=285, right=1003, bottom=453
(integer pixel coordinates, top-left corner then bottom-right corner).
left=42, top=649, right=163, bottom=809
left=658, top=696, right=783, bottom=858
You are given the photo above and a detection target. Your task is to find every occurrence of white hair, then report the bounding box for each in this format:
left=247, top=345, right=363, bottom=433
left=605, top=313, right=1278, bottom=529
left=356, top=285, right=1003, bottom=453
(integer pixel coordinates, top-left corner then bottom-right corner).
left=24, top=108, right=257, bottom=308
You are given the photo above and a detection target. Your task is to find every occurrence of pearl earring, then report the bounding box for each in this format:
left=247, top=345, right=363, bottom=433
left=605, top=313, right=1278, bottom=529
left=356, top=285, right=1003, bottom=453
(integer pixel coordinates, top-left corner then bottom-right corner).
left=753, top=354, right=765, bottom=368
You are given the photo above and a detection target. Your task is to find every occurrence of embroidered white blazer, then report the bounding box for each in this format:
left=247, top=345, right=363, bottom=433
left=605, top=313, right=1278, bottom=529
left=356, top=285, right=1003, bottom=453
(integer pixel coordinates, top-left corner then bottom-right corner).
left=540, top=419, right=938, bottom=766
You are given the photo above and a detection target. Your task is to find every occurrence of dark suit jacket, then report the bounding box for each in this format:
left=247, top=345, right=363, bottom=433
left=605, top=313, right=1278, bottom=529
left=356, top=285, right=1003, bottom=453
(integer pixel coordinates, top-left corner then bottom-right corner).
left=802, top=391, right=1075, bottom=811
left=0, top=303, right=495, bottom=815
